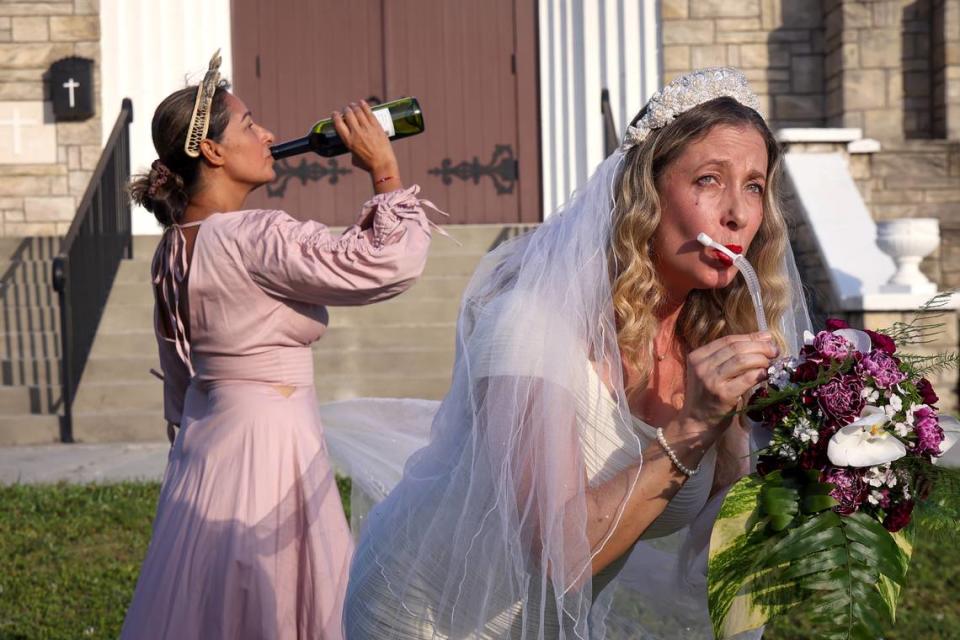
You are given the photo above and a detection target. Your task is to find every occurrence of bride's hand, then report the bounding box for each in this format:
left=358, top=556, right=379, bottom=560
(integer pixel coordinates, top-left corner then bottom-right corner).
left=678, top=331, right=778, bottom=447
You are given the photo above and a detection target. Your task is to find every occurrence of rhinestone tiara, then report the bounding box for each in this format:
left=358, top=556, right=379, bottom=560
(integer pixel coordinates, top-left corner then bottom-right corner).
left=621, top=67, right=762, bottom=151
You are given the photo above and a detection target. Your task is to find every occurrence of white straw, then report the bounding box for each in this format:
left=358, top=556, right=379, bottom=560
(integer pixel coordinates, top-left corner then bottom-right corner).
left=696, top=233, right=768, bottom=332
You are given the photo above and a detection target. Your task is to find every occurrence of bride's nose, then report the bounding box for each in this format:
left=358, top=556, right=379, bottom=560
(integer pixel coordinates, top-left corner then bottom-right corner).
left=721, top=191, right=749, bottom=231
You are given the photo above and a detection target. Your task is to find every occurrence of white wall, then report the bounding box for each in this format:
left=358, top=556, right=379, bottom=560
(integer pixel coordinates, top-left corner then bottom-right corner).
left=538, top=0, right=660, bottom=218
left=99, top=0, right=233, bottom=236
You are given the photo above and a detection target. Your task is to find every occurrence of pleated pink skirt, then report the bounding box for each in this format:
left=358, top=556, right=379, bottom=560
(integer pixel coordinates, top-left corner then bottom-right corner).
left=121, top=382, right=353, bottom=639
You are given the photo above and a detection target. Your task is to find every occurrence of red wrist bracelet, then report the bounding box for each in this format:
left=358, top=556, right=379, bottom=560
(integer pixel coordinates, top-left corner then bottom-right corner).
left=374, top=175, right=396, bottom=186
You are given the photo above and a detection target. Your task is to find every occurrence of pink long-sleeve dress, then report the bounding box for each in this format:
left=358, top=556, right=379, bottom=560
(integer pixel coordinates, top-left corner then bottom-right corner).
left=120, top=186, right=438, bottom=640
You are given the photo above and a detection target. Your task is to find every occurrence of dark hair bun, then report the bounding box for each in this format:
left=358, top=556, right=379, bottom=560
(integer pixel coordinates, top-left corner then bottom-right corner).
left=130, top=160, right=189, bottom=226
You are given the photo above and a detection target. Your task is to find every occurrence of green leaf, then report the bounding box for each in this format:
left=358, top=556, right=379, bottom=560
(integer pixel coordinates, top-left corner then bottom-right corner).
left=708, top=476, right=774, bottom=638
left=709, top=476, right=915, bottom=640
left=760, top=486, right=800, bottom=517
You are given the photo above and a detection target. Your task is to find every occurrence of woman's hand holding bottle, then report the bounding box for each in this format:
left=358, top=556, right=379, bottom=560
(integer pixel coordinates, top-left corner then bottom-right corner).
left=332, top=100, right=402, bottom=193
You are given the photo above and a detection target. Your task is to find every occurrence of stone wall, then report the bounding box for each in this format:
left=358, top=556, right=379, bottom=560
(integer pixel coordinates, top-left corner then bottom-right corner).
left=821, top=0, right=960, bottom=141
left=0, top=0, right=100, bottom=237
left=903, top=0, right=936, bottom=138
left=661, top=0, right=827, bottom=129
left=824, top=0, right=906, bottom=140
left=932, top=0, right=960, bottom=138
left=847, top=141, right=960, bottom=290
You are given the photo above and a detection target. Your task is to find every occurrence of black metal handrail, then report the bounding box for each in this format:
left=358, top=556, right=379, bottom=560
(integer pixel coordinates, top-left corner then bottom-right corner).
left=52, top=98, right=134, bottom=442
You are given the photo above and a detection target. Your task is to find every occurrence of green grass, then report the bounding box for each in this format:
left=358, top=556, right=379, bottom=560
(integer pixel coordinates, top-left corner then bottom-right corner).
left=0, top=483, right=161, bottom=640
left=0, top=480, right=956, bottom=639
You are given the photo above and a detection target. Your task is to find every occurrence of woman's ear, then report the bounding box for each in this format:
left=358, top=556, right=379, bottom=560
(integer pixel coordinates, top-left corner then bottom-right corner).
left=199, top=138, right=226, bottom=167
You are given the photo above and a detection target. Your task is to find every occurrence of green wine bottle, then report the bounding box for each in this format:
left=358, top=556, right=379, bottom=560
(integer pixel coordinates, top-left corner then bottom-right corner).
left=270, top=97, right=424, bottom=159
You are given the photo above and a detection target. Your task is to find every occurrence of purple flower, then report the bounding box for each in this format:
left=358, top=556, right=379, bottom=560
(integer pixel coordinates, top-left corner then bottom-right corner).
left=875, top=488, right=892, bottom=509
left=814, top=331, right=856, bottom=360
left=916, top=378, right=939, bottom=406
left=914, top=406, right=945, bottom=457
left=883, top=499, right=914, bottom=532
left=823, top=467, right=867, bottom=515
left=817, top=374, right=865, bottom=427
left=855, top=350, right=907, bottom=389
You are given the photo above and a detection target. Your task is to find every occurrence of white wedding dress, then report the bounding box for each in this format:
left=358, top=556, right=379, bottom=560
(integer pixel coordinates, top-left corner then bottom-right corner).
left=331, top=357, right=719, bottom=639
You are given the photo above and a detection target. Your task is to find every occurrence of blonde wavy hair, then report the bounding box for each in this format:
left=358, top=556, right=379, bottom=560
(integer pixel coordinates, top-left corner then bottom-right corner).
left=610, top=97, right=790, bottom=393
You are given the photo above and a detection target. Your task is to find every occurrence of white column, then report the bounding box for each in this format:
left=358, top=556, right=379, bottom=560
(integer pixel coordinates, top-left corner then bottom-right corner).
left=100, top=0, right=233, bottom=235
left=538, top=0, right=660, bottom=218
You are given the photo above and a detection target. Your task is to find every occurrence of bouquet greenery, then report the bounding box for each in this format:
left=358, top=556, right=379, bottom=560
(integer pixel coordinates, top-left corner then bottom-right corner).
left=708, top=302, right=960, bottom=639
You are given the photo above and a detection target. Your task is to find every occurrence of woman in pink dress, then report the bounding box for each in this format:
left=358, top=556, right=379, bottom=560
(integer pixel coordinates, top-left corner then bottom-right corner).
left=120, top=58, right=438, bottom=639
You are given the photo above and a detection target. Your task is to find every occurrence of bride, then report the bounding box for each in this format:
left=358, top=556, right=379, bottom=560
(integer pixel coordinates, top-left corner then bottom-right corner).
left=330, top=68, right=812, bottom=638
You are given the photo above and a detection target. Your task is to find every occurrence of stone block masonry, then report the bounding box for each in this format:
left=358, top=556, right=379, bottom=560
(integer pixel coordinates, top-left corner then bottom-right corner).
left=0, top=0, right=101, bottom=237
left=661, top=0, right=827, bottom=129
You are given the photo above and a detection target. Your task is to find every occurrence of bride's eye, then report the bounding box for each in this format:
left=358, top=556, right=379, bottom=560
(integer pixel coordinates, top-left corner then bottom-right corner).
left=696, top=175, right=718, bottom=186
left=746, top=182, right=764, bottom=194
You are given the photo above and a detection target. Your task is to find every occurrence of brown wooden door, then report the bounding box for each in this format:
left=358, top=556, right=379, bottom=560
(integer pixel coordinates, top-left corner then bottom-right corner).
left=231, top=0, right=539, bottom=225
left=231, top=0, right=385, bottom=225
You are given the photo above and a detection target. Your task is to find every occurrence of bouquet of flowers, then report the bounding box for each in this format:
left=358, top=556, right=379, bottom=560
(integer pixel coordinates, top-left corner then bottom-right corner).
left=707, top=309, right=960, bottom=639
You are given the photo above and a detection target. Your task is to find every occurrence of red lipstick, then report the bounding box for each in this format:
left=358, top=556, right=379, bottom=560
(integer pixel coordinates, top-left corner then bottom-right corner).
left=711, top=244, right=742, bottom=266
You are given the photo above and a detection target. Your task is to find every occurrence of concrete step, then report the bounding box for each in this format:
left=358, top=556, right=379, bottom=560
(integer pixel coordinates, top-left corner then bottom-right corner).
left=326, top=297, right=463, bottom=327
left=112, top=251, right=490, bottom=284
left=0, top=305, right=60, bottom=333
left=85, top=331, right=153, bottom=357
left=0, top=236, right=60, bottom=261
left=81, top=347, right=454, bottom=384
left=320, top=323, right=457, bottom=350
left=72, top=381, right=160, bottom=414
left=0, top=386, right=53, bottom=414
left=0, top=281, right=59, bottom=308
left=71, top=410, right=166, bottom=443
left=0, top=260, right=56, bottom=286
left=314, top=347, right=454, bottom=376
left=1, top=357, right=60, bottom=387
left=0, top=414, right=61, bottom=446
left=74, top=363, right=454, bottom=414
left=111, top=259, right=151, bottom=284
left=97, top=295, right=462, bottom=332
left=130, top=224, right=533, bottom=260
left=87, top=324, right=458, bottom=358
left=106, top=274, right=475, bottom=306
left=0, top=331, right=62, bottom=361
left=314, top=372, right=451, bottom=402
left=69, top=373, right=452, bottom=443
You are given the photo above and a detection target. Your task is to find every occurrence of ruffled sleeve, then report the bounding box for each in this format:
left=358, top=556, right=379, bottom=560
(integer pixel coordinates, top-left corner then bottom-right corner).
left=238, top=185, right=445, bottom=305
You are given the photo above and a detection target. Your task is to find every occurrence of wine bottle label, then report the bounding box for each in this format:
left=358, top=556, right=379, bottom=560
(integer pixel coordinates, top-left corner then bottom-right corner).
left=373, top=107, right=396, bottom=138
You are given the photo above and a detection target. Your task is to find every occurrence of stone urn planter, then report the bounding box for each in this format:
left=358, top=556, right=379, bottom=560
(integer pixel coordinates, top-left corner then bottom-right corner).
left=875, top=218, right=940, bottom=295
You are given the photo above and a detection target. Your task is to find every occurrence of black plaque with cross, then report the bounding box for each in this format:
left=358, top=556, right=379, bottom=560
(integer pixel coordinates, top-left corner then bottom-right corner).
left=48, top=57, right=94, bottom=122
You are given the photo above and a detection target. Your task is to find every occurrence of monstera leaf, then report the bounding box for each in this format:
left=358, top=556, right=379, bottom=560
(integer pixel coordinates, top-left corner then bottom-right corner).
left=708, top=473, right=913, bottom=639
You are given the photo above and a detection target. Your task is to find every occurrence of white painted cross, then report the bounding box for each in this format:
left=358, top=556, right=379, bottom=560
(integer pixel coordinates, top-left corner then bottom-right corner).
left=0, top=107, right=38, bottom=155
left=63, top=78, right=80, bottom=108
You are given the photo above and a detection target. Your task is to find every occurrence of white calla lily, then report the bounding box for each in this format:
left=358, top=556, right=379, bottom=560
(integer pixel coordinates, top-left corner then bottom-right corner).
left=933, top=415, right=960, bottom=465
left=832, top=328, right=873, bottom=355
left=827, top=406, right=907, bottom=467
